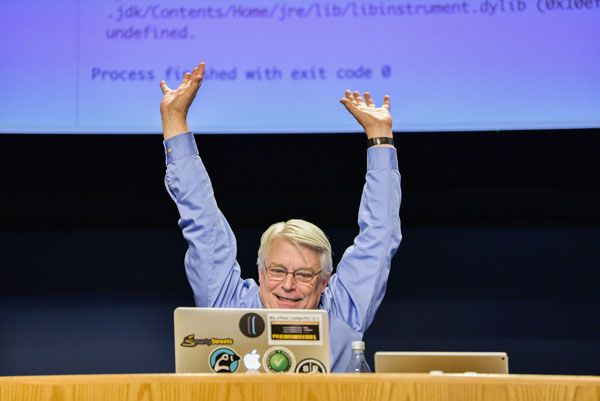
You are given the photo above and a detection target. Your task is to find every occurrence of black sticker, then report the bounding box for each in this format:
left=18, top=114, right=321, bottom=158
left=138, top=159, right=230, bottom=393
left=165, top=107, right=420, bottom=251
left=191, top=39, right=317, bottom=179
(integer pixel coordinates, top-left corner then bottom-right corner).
left=239, top=313, right=265, bottom=338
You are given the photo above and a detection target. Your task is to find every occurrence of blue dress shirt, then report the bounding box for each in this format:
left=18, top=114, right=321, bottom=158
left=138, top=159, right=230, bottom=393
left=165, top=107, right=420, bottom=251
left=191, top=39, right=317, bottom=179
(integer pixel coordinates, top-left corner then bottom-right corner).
left=164, top=132, right=401, bottom=372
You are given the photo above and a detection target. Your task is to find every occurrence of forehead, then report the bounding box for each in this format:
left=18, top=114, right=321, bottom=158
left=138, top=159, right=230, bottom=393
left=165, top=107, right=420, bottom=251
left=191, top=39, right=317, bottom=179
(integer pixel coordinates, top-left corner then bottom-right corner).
left=265, top=238, right=321, bottom=269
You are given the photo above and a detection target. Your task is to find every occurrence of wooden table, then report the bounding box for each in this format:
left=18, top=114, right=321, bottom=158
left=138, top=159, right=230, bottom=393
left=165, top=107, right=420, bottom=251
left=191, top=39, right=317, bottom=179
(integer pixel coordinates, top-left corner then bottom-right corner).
left=1, top=373, right=599, bottom=401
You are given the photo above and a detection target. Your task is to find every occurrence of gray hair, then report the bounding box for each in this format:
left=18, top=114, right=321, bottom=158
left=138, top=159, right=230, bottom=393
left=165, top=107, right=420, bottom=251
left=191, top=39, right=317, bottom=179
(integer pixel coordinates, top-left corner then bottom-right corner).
left=257, top=219, right=333, bottom=276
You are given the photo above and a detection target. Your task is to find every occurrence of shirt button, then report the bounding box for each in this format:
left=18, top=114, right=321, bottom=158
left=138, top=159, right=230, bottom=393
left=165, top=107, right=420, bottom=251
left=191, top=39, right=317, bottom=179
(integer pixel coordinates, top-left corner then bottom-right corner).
left=168, top=181, right=172, bottom=186
left=167, top=148, right=172, bottom=153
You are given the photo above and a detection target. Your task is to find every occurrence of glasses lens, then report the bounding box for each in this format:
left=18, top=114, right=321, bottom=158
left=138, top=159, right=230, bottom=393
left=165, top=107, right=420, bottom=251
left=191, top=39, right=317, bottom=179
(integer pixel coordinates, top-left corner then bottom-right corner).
left=266, top=266, right=321, bottom=284
left=294, top=270, right=317, bottom=283
left=267, top=267, right=287, bottom=280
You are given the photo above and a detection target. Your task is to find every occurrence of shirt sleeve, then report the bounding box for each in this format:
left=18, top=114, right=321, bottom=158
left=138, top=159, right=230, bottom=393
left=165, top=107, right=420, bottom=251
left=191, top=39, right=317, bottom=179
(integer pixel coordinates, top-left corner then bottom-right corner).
left=323, top=146, right=402, bottom=333
left=163, top=132, right=258, bottom=308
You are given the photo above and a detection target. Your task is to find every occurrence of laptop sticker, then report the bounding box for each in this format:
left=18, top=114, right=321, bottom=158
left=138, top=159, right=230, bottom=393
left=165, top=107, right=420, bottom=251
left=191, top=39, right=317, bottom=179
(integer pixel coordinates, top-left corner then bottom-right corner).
left=239, top=312, right=265, bottom=338
left=242, top=349, right=262, bottom=372
left=181, top=334, right=234, bottom=347
left=209, top=347, right=241, bottom=373
left=267, top=313, right=323, bottom=345
left=295, top=358, right=327, bottom=374
left=263, top=346, right=296, bottom=374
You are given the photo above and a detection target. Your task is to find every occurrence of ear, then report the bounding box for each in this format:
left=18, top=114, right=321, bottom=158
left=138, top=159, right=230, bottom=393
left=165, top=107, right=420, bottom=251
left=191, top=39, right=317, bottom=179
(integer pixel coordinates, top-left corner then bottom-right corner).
left=320, top=274, right=331, bottom=294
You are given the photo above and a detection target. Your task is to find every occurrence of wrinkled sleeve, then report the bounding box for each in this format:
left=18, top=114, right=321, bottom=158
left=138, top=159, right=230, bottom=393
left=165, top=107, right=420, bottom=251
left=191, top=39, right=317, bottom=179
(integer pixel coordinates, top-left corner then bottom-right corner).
left=163, top=132, right=257, bottom=307
left=325, top=146, right=402, bottom=332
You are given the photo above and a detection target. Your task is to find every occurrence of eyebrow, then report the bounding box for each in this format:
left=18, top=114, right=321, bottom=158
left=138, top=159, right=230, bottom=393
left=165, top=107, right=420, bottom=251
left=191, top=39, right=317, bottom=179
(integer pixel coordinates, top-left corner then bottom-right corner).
left=267, top=263, right=316, bottom=271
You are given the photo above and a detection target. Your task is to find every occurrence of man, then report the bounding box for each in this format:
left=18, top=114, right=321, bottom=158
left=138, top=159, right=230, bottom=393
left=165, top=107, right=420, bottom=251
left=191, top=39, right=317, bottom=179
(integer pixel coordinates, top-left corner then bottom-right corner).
left=160, top=62, right=401, bottom=372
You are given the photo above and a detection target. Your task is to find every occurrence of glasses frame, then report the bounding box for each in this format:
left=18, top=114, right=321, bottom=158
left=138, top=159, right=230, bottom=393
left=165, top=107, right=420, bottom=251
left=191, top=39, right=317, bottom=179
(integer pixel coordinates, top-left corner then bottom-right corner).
left=264, top=264, right=322, bottom=285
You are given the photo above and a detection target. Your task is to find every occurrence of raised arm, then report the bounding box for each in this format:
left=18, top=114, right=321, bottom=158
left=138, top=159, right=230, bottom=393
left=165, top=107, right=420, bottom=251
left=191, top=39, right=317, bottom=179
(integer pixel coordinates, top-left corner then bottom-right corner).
left=324, top=91, right=401, bottom=332
left=161, top=63, right=259, bottom=308
left=160, top=62, right=205, bottom=140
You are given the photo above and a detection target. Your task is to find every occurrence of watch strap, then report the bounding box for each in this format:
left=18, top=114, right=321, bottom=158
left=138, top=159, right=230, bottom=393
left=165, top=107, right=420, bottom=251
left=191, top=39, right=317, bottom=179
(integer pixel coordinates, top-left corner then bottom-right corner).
left=367, top=137, right=394, bottom=147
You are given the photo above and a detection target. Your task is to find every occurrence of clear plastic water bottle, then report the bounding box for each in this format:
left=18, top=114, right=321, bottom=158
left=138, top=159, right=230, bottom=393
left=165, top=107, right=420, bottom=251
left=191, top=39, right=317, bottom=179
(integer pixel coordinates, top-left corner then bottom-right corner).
left=346, top=341, right=371, bottom=373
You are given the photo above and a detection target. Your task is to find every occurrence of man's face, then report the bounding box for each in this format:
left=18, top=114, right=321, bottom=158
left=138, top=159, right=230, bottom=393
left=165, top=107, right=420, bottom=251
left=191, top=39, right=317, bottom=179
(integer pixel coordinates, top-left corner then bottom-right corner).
left=258, top=238, right=330, bottom=309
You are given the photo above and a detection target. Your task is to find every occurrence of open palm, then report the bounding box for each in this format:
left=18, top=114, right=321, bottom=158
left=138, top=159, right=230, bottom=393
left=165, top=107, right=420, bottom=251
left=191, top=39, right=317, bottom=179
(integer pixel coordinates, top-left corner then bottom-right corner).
left=340, top=90, right=392, bottom=138
left=160, top=63, right=205, bottom=117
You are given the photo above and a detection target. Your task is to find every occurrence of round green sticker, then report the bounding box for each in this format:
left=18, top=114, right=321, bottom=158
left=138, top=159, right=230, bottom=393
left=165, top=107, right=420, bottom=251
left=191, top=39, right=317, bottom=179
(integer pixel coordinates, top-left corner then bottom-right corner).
left=263, top=346, right=296, bottom=374
left=269, top=351, right=290, bottom=372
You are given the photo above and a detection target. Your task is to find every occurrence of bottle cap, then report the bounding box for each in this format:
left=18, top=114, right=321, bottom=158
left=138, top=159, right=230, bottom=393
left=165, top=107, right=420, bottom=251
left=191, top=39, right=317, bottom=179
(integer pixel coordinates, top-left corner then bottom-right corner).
left=351, top=341, right=365, bottom=351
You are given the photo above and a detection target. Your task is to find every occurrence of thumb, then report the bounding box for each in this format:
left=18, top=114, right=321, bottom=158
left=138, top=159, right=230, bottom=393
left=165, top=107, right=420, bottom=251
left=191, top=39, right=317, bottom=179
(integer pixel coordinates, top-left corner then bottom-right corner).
left=160, top=80, right=170, bottom=95
left=340, top=98, right=355, bottom=112
left=340, top=98, right=361, bottom=119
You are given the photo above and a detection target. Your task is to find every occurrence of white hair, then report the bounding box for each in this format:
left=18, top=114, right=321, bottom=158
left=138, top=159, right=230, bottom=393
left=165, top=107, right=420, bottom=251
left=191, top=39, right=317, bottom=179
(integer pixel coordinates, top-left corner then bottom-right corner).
left=256, top=219, right=333, bottom=276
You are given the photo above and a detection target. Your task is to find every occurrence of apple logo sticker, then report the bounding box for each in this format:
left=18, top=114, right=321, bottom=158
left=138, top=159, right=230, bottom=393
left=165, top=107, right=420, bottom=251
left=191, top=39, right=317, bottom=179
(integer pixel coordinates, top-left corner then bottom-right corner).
left=243, top=349, right=261, bottom=373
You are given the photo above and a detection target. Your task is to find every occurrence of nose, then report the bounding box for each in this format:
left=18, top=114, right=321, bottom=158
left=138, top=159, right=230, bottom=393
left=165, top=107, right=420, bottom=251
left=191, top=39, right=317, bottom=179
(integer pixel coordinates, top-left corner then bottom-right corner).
left=281, top=272, right=297, bottom=291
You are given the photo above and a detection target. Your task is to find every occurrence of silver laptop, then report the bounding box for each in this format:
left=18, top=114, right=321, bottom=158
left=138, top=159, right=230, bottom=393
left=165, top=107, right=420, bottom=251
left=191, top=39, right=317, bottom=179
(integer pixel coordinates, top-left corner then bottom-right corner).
left=375, top=352, right=509, bottom=374
left=174, top=307, right=330, bottom=374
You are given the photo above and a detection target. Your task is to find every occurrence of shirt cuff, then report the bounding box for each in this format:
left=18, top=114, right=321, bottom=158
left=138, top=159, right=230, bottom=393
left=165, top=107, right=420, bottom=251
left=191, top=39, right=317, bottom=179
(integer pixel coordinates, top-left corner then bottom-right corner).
left=163, top=132, right=199, bottom=165
left=367, top=146, right=398, bottom=170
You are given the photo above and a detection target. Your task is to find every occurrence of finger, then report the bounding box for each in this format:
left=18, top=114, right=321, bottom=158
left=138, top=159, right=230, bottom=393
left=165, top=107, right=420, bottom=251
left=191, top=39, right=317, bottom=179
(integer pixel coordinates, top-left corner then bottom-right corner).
left=340, top=97, right=358, bottom=115
left=191, top=63, right=205, bottom=86
left=160, top=80, right=170, bottom=94
left=177, top=72, right=192, bottom=90
left=191, top=64, right=203, bottom=79
left=353, top=91, right=365, bottom=105
left=344, top=90, right=359, bottom=107
left=196, top=62, right=206, bottom=77
left=383, top=94, right=391, bottom=110
left=182, top=71, right=192, bottom=85
left=340, top=98, right=368, bottom=129
left=364, top=92, right=375, bottom=107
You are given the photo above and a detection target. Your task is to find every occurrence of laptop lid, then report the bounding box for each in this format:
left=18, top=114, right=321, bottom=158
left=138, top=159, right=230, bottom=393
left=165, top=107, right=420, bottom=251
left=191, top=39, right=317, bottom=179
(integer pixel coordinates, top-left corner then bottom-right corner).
left=374, top=352, right=509, bottom=374
left=174, top=307, right=330, bottom=374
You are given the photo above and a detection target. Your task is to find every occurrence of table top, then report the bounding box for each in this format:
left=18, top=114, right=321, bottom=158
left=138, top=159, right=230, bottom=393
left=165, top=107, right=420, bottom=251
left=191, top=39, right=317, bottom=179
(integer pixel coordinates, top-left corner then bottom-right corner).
left=2, top=373, right=599, bottom=401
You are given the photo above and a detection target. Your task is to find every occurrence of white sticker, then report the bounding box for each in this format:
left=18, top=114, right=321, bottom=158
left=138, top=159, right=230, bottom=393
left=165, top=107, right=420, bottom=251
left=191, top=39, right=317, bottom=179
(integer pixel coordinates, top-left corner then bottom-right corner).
left=266, top=313, right=323, bottom=345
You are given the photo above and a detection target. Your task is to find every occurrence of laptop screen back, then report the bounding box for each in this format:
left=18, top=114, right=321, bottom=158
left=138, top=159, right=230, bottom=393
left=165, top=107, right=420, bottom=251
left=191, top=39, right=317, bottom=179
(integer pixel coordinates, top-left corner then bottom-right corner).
left=174, top=307, right=330, bottom=374
left=375, top=352, right=509, bottom=374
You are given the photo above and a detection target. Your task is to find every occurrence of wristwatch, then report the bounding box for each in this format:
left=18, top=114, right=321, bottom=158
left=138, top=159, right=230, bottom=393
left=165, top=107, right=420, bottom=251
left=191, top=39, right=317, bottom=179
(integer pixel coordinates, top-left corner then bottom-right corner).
left=367, top=137, right=394, bottom=147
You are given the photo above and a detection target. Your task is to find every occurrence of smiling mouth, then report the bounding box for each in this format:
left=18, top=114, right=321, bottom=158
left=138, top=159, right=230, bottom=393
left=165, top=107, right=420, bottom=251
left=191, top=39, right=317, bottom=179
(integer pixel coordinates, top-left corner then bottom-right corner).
left=275, top=294, right=301, bottom=303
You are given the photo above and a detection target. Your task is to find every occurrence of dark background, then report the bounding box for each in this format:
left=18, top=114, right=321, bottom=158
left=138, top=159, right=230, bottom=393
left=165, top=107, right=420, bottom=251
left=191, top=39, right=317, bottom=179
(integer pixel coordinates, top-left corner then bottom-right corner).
left=1, top=130, right=599, bottom=375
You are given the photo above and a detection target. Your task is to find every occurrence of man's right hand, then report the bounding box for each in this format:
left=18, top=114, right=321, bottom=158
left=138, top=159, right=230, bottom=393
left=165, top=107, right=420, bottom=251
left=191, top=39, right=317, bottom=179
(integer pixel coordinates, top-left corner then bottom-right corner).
left=339, top=90, right=393, bottom=142
left=160, top=62, right=205, bottom=140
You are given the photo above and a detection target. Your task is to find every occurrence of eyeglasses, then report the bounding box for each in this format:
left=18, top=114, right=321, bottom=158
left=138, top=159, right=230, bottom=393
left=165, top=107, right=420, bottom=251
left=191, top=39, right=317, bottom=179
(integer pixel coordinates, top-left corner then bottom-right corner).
left=264, top=265, right=322, bottom=284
